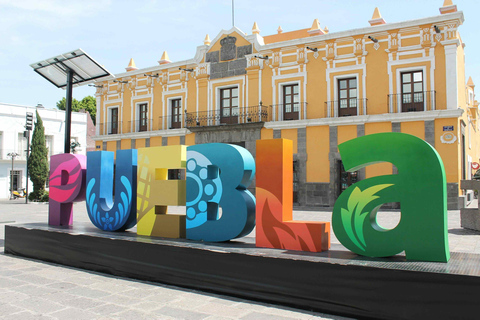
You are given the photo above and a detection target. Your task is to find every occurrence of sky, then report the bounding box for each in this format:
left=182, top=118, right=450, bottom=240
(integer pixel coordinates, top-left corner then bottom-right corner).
left=0, top=0, right=479, bottom=109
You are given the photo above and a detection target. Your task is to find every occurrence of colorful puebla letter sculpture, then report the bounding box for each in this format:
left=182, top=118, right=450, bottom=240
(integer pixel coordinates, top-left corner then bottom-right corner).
left=48, top=154, right=86, bottom=226
left=85, top=149, right=137, bottom=231
left=255, top=139, right=330, bottom=252
left=332, top=132, right=450, bottom=262
left=186, top=143, right=256, bottom=242
left=136, top=145, right=187, bottom=238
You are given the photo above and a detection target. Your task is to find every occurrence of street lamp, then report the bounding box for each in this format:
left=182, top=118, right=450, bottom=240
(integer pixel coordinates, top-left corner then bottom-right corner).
left=7, top=152, right=19, bottom=200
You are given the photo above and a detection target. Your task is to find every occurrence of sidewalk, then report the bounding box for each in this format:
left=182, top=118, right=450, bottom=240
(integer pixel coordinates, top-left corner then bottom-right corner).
left=0, top=201, right=352, bottom=320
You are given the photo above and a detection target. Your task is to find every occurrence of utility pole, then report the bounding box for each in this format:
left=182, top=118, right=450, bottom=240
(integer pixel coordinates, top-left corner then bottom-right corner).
left=25, top=112, right=33, bottom=203
left=7, top=152, right=19, bottom=200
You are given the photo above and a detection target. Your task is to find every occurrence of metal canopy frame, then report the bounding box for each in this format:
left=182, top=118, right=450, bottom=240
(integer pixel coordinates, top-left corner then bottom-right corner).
left=31, top=49, right=112, bottom=153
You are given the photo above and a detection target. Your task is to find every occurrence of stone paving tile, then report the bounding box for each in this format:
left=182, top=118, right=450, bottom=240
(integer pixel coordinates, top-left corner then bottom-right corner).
left=0, top=290, right=30, bottom=304
left=0, top=303, right=24, bottom=316
left=131, top=300, right=167, bottom=312
left=40, top=291, right=78, bottom=303
left=10, top=297, right=65, bottom=314
left=117, top=287, right=157, bottom=299
left=240, top=311, right=301, bottom=320
left=61, top=296, right=104, bottom=310
left=89, top=302, right=127, bottom=316
left=11, top=273, right=57, bottom=286
left=98, top=293, right=137, bottom=306
left=112, top=309, right=158, bottom=320
left=165, top=295, right=209, bottom=310
left=194, top=301, right=251, bottom=318
left=1, top=311, right=55, bottom=320
left=44, top=281, right=79, bottom=291
left=154, top=306, right=210, bottom=320
left=0, top=276, right=27, bottom=288
left=48, top=307, right=99, bottom=320
left=65, top=286, right=112, bottom=299
left=10, top=284, right=58, bottom=297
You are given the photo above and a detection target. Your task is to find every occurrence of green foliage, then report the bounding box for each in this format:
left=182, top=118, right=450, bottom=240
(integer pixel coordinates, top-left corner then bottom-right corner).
left=56, top=95, right=96, bottom=124
left=340, top=184, right=393, bottom=252
left=28, top=190, right=49, bottom=202
left=28, top=111, right=49, bottom=201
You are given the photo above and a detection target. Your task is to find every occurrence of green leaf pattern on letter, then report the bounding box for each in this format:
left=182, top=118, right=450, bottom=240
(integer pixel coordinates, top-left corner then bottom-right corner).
left=340, top=184, right=393, bottom=252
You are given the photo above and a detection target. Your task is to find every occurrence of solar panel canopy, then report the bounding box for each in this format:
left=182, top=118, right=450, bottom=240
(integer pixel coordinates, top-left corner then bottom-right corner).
left=30, top=49, right=112, bottom=88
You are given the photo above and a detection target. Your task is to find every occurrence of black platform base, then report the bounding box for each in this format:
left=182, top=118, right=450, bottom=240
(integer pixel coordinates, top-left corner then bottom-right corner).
left=5, top=223, right=480, bottom=320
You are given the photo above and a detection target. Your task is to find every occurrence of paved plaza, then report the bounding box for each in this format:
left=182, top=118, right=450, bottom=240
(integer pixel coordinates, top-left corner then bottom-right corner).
left=1, top=200, right=479, bottom=319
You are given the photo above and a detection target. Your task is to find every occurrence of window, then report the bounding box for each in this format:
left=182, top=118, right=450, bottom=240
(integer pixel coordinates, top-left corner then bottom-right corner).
left=283, top=84, right=299, bottom=120
left=220, top=87, right=239, bottom=124
left=401, top=71, right=424, bottom=112
left=171, top=99, right=182, bottom=129
left=138, top=103, right=148, bottom=132
left=110, top=108, right=119, bottom=134
left=338, top=78, right=357, bottom=117
left=17, top=133, right=26, bottom=159
left=10, top=170, right=22, bottom=192
left=45, top=135, right=54, bottom=156
left=339, top=161, right=358, bottom=195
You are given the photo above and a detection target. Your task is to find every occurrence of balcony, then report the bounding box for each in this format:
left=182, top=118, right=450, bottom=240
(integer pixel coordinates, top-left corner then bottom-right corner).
left=388, top=91, right=436, bottom=113
left=129, top=119, right=153, bottom=133
left=324, top=99, right=368, bottom=118
left=158, top=115, right=185, bottom=130
left=186, top=105, right=271, bottom=128
left=270, top=102, right=307, bottom=121
left=99, top=122, right=121, bottom=135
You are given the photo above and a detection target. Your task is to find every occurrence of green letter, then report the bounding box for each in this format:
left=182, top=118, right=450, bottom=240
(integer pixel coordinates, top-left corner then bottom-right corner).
left=332, top=133, right=449, bottom=262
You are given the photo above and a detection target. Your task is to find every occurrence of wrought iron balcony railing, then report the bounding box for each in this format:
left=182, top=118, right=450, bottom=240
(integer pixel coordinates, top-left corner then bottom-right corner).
left=324, top=99, right=368, bottom=117
left=270, top=102, right=307, bottom=121
left=128, top=119, right=153, bottom=133
left=99, top=122, right=121, bottom=135
left=158, top=115, right=185, bottom=130
left=186, top=105, right=271, bottom=128
left=388, top=90, right=436, bottom=113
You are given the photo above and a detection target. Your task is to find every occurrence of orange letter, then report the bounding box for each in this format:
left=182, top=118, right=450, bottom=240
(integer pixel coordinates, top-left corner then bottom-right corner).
left=256, top=139, right=330, bottom=252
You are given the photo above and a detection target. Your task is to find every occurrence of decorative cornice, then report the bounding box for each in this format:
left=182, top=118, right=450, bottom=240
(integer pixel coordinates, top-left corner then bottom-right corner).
left=93, top=128, right=191, bottom=141
left=264, top=109, right=464, bottom=129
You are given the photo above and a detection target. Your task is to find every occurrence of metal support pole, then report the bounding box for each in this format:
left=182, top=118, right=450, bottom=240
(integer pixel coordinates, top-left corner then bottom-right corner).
left=26, top=130, right=30, bottom=204
left=64, top=68, right=74, bottom=153
left=10, top=156, right=14, bottom=200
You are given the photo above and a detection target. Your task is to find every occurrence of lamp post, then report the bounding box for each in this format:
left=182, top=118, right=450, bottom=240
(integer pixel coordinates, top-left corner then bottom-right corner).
left=7, top=152, right=19, bottom=200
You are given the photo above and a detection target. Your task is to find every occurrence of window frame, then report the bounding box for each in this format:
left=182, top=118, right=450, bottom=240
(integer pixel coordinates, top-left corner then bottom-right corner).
left=337, top=77, right=358, bottom=117
left=400, top=70, right=425, bottom=112
left=395, top=66, right=428, bottom=113
left=136, top=102, right=149, bottom=132
left=219, top=87, right=239, bottom=124
left=170, top=98, right=182, bottom=129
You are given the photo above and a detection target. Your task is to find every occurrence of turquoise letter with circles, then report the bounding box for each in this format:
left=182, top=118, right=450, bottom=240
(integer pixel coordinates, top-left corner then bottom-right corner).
left=186, top=144, right=256, bottom=241
left=86, top=149, right=137, bottom=231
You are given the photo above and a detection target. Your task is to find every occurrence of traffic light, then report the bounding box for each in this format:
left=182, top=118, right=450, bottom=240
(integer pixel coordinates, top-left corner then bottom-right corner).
left=25, top=112, right=33, bottom=130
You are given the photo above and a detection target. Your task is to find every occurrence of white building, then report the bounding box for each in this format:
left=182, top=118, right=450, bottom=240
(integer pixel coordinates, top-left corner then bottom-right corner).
left=0, top=103, right=87, bottom=199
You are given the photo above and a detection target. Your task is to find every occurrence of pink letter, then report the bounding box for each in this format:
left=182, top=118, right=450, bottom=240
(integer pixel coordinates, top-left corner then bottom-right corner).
left=48, top=154, right=86, bottom=226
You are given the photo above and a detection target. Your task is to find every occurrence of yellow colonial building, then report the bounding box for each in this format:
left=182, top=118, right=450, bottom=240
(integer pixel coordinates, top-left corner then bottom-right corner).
left=92, top=1, right=478, bottom=209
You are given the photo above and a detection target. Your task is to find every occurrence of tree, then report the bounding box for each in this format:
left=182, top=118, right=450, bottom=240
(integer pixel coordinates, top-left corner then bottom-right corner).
left=28, top=111, right=49, bottom=200
left=56, top=95, right=96, bottom=124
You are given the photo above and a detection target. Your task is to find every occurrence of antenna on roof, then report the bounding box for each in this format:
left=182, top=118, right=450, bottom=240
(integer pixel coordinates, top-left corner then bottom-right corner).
left=232, top=0, right=235, bottom=27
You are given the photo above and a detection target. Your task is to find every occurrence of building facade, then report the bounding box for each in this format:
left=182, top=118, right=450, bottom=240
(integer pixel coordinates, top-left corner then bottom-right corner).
left=0, top=103, right=88, bottom=199
left=92, top=2, right=478, bottom=209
